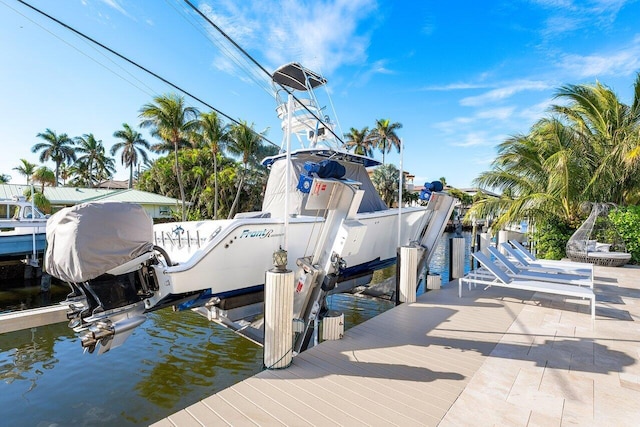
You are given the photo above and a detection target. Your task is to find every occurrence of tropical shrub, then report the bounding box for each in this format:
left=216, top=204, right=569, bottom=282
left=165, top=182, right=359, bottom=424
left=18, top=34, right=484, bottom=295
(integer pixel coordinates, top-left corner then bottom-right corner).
left=609, top=206, right=640, bottom=264
left=371, top=163, right=399, bottom=206
left=529, top=215, right=575, bottom=260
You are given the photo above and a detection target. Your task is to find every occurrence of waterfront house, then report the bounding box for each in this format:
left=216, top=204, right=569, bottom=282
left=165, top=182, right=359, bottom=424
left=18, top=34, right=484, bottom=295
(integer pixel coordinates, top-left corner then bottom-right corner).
left=0, top=184, right=181, bottom=220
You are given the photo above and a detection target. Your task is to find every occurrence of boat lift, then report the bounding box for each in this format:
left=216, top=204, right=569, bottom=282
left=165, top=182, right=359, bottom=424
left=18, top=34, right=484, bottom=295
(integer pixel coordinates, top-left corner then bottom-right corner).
left=189, top=176, right=455, bottom=353
left=0, top=62, right=457, bottom=356
left=0, top=178, right=455, bottom=356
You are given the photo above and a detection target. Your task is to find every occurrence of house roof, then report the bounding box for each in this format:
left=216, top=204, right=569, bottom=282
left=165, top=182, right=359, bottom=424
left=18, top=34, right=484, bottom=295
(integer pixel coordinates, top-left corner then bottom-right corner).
left=457, top=187, right=500, bottom=198
left=97, top=179, right=129, bottom=189
left=0, top=184, right=181, bottom=206
left=90, top=189, right=182, bottom=205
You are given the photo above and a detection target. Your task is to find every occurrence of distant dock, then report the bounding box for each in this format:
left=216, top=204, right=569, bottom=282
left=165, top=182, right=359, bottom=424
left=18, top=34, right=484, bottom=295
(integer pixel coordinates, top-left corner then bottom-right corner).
left=153, top=265, right=640, bottom=426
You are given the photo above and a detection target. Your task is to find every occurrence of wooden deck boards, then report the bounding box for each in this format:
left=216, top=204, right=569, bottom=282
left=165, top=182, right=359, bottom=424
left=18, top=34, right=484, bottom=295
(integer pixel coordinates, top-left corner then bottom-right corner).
left=154, top=265, right=640, bottom=426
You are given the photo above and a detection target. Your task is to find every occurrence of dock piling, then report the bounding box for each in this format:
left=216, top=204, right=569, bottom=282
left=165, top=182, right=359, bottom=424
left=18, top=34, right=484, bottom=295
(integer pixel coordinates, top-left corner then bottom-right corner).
left=264, top=250, right=294, bottom=369
left=398, top=246, right=418, bottom=303
left=449, top=236, right=465, bottom=281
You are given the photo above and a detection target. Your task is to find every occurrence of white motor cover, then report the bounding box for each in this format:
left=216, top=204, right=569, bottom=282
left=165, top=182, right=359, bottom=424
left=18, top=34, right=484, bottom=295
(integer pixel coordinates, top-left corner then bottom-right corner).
left=45, top=201, right=154, bottom=283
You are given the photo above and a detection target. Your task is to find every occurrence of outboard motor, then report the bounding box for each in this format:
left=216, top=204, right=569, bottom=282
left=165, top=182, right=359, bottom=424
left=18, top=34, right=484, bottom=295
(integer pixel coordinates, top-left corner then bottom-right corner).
left=46, top=202, right=162, bottom=354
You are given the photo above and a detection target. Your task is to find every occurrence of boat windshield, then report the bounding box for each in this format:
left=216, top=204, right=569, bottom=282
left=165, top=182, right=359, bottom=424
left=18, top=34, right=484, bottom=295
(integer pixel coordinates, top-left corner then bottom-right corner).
left=0, top=203, right=45, bottom=220
left=23, top=206, right=44, bottom=219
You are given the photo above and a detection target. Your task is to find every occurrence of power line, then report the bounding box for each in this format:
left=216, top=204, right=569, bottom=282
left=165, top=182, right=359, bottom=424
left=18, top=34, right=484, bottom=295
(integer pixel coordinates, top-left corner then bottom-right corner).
left=182, top=0, right=346, bottom=146
left=166, top=0, right=274, bottom=100
left=1, top=0, right=157, bottom=98
left=14, top=0, right=279, bottom=147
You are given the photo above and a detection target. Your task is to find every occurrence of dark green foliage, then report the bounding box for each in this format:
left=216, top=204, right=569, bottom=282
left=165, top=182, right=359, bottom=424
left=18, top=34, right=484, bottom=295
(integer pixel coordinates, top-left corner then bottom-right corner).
left=530, top=215, right=575, bottom=260
left=137, top=147, right=271, bottom=221
left=448, top=188, right=473, bottom=206
left=609, top=206, right=640, bottom=264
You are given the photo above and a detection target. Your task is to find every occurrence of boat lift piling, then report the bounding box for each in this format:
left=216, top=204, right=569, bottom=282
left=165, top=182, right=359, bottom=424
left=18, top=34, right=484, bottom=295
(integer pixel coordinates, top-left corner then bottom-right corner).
left=396, top=246, right=419, bottom=304
left=448, top=214, right=466, bottom=282
left=263, top=248, right=294, bottom=369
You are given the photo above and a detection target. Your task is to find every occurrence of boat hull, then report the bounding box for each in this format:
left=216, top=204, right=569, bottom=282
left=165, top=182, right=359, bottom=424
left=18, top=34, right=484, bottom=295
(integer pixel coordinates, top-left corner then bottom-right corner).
left=0, top=233, right=46, bottom=257
left=152, top=206, right=432, bottom=299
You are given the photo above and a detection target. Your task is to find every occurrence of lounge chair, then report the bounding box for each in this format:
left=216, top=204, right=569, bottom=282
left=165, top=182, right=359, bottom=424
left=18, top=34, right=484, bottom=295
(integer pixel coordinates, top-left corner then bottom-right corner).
left=500, top=243, right=594, bottom=281
left=461, top=252, right=595, bottom=320
left=486, top=246, right=592, bottom=288
left=509, top=240, right=599, bottom=270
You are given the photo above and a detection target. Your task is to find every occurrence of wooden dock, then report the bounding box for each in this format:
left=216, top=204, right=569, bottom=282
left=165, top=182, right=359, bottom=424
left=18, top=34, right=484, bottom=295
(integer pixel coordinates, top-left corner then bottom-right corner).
left=154, top=265, right=640, bottom=426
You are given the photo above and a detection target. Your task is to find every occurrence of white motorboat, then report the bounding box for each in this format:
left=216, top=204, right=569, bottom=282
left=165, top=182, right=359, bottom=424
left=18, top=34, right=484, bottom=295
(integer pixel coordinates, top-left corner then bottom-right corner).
left=0, top=195, right=47, bottom=260
left=45, top=63, right=457, bottom=353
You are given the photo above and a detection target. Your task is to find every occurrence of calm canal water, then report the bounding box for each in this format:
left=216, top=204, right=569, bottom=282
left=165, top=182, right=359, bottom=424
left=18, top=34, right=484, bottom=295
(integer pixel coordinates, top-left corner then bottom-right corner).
left=0, top=233, right=471, bottom=426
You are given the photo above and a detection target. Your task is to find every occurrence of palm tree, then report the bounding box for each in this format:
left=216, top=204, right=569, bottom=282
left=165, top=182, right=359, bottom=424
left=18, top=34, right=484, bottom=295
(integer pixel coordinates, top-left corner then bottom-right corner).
left=68, top=160, right=90, bottom=187
left=32, top=166, right=56, bottom=192
left=112, top=123, right=151, bottom=189
left=32, top=128, right=76, bottom=186
left=193, top=111, right=228, bottom=219
left=12, top=159, right=37, bottom=185
left=139, top=93, right=200, bottom=221
left=226, top=121, right=264, bottom=219
left=344, top=127, right=374, bottom=157
left=551, top=75, right=640, bottom=204
left=469, top=118, right=588, bottom=230
left=369, top=119, right=402, bottom=164
left=75, top=133, right=115, bottom=187
left=22, top=187, right=52, bottom=214
left=59, top=163, right=72, bottom=186
left=371, top=163, right=400, bottom=206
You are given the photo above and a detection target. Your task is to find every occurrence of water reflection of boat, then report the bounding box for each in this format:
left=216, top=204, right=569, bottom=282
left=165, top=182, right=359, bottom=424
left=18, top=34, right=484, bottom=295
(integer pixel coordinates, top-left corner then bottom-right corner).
left=0, top=196, right=47, bottom=260
left=45, top=63, right=456, bottom=354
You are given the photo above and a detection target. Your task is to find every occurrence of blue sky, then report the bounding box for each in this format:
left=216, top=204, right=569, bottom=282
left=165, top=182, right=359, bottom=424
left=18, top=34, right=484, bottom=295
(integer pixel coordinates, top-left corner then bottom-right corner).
left=1, top=0, right=640, bottom=189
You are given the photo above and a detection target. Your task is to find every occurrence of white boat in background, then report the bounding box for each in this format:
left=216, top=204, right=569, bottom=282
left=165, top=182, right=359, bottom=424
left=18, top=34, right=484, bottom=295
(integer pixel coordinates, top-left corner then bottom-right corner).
left=44, top=63, right=457, bottom=354
left=0, top=196, right=47, bottom=260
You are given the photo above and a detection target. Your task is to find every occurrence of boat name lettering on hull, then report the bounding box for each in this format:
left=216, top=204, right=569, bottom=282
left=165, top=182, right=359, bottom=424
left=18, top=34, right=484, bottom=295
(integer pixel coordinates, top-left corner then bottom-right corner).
left=239, top=229, right=274, bottom=239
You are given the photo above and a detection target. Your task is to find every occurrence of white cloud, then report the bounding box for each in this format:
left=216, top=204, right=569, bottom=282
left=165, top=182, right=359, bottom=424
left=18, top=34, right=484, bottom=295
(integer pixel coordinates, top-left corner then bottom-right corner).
left=420, top=82, right=489, bottom=91
left=433, top=116, right=475, bottom=134
left=533, top=0, right=632, bottom=38
left=434, top=107, right=514, bottom=134
left=518, top=99, right=554, bottom=123
left=199, top=0, right=377, bottom=77
left=558, top=37, right=640, bottom=78
left=451, top=131, right=497, bottom=148
left=476, top=107, right=516, bottom=120
left=460, top=80, right=551, bottom=107
left=99, top=0, right=130, bottom=18
left=422, top=15, right=436, bottom=36
left=350, top=60, right=394, bottom=87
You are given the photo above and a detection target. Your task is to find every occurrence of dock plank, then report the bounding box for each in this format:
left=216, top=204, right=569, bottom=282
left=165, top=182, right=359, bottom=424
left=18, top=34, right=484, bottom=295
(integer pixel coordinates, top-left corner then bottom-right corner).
left=306, top=344, right=463, bottom=409
left=182, top=401, right=230, bottom=426
left=241, top=376, right=336, bottom=423
left=284, top=354, right=435, bottom=425
left=164, top=409, right=203, bottom=427
left=226, top=380, right=314, bottom=426
left=156, top=266, right=640, bottom=426
left=197, top=394, right=258, bottom=426
left=260, top=364, right=383, bottom=426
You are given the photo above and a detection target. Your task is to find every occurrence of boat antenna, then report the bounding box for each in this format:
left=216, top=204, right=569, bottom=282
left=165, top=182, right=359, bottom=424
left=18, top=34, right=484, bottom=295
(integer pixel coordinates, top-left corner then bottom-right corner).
left=14, top=0, right=280, bottom=148
left=182, top=0, right=347, bottom=147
